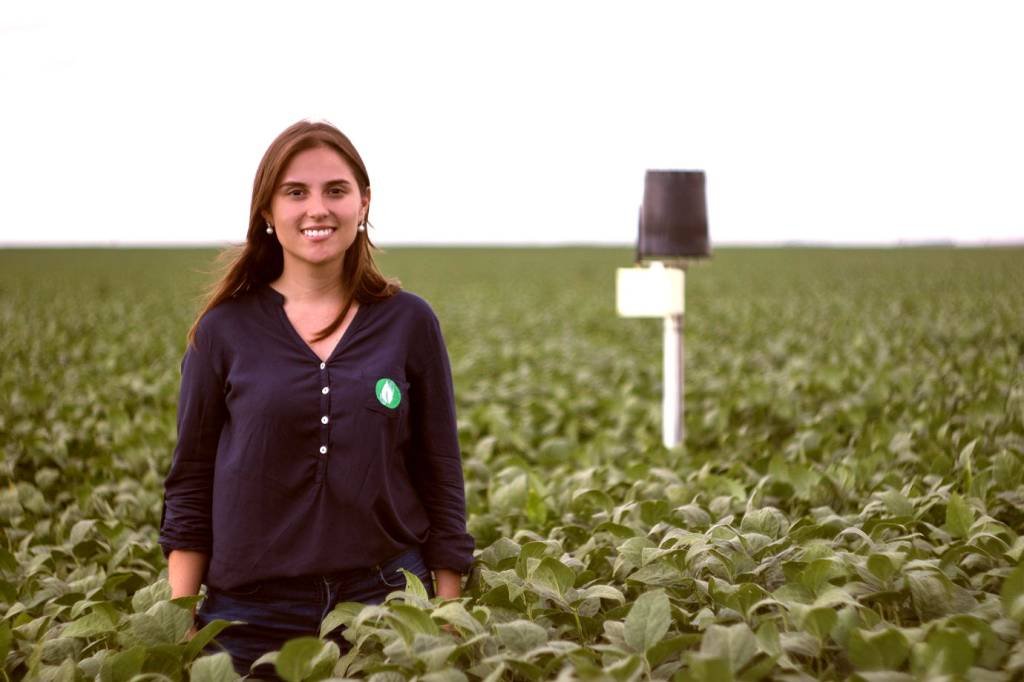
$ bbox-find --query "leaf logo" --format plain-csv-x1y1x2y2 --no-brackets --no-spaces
374,378,401,409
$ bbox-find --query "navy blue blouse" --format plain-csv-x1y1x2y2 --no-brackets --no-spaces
158,284,475,590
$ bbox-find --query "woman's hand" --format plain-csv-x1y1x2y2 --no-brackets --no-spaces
433,568,462,600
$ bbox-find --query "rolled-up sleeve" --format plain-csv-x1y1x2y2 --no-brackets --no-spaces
407,310,475,574
158,325,226,559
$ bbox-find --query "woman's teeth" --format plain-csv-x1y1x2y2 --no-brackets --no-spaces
302,228,335,237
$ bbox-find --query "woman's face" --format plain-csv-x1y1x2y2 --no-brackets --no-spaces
263,145,369,271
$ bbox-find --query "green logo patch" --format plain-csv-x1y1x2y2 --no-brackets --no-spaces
375,378,401,409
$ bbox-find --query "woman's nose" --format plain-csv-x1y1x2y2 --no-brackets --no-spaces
306,194,328,217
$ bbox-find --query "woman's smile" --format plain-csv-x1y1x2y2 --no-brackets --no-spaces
301,227,337,241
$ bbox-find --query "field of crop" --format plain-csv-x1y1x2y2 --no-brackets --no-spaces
2,246,1023,681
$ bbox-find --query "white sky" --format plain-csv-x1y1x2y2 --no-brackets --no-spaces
1,1,1022,247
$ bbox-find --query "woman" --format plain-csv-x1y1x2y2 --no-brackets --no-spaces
158,120,475,677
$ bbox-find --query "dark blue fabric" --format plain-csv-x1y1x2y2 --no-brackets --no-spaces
158,284,474,590
195,546,435,678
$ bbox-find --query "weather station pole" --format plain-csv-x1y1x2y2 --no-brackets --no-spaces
663,304,684,448
616,171,709,450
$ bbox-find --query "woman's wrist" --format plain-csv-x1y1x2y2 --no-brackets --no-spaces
433,568,462,599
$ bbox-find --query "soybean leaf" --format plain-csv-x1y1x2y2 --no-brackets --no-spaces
903,573,947,618
880,490,914,518
626,560,685,586
171,594,205,613
800,558,838,596
866,553,901,585
68,519,96,545
399,568,430,600
578,584,626,605
515,541,554,580
624,589,671,654
911,628,974,677
701,623,758,674
490,474,528,517
945,493,974,539
62,609,118,639
388,603,439,641
411,637,458,670
755,621,781,658
143,643,185,679
432,601,485,635
251,651,278,674
648,633,700,667
183,618,236,662
531,557,575,599
801,607,837,642
683,653,734,682
274,637,339,682
130,580,171,614
320,601,365,639
477,538,521,567
494,620,548,654
481,568,526,603
571,489,615,515
848,628,910,671
605,654,644,682
149,600,194,644
1001,562,1024,622
190,652,240,682
100,645,146,682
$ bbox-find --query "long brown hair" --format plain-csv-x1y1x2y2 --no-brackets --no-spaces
187,120,400,348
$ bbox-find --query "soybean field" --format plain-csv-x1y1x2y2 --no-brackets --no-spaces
2,246,1023,681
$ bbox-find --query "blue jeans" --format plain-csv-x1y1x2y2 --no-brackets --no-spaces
195,547,434,679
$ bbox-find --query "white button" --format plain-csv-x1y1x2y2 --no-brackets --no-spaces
321,416,328,424
319,362,326,370
319,445,327,454
321,387,329,395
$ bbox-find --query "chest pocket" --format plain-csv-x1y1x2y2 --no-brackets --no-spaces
361,369,411,419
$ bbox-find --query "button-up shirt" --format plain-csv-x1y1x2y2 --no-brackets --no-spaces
158,284,475,590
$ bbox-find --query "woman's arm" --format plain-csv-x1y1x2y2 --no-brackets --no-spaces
168,549,210,601
159,323,226,604
169,549,209,639
406,305,476,576
434,568,462,599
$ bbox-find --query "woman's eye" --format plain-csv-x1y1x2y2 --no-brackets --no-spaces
287,189,304,197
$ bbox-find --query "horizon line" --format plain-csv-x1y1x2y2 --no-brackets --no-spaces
1,239,1023,250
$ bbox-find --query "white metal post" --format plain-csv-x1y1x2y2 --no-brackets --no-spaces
616,262,687,449
662,313,684,448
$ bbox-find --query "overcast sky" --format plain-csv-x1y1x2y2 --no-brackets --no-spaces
2,1,1022,247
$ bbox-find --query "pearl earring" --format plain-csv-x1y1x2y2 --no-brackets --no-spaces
357,222,366,233
266,221,274,235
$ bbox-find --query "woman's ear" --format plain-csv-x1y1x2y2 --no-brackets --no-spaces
361,186,371,221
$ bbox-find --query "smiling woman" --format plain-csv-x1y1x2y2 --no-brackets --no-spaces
157,120,475,679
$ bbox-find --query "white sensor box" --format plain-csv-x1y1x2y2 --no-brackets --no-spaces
616,265,685,318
